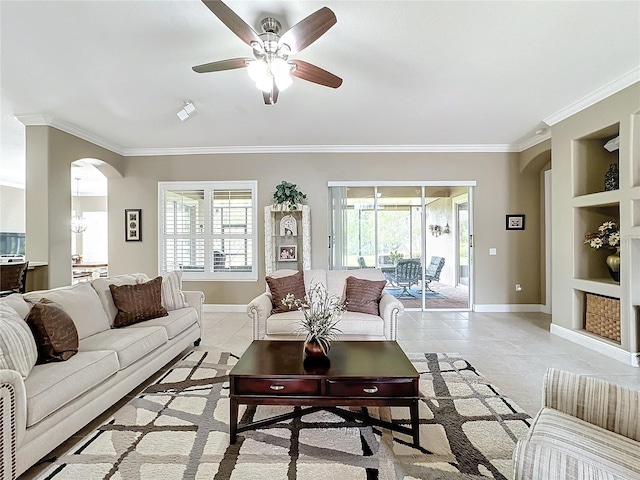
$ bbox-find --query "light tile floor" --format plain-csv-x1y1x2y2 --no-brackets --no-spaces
202,309,640,416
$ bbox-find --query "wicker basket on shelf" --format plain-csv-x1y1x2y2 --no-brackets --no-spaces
585,293,621,343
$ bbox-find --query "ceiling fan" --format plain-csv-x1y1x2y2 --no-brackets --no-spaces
192,0,343,105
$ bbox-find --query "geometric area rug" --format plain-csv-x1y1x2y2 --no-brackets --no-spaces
34,351,532,480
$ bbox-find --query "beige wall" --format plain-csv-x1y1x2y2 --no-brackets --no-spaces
107,151,543,306
0,185,25,232
25,126,123,288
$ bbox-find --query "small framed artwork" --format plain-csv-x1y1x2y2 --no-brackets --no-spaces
278,245,297,262
506,214,525,230
125,209,142,242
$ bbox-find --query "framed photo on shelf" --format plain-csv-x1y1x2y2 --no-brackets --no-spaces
506,214,525,230
125,209,142,242
278,245,297,262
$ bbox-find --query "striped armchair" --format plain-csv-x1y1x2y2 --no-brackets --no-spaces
513,368,640,480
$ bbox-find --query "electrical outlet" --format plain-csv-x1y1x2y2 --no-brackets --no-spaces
515,284,522,292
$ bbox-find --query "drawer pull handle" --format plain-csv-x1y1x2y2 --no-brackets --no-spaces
363,386,378,394
270,384,285,391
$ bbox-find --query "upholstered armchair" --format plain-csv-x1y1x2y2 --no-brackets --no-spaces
512,368,640,479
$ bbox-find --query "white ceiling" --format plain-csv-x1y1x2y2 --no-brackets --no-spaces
1,1,639,187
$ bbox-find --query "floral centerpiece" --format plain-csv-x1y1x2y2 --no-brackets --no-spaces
584,221,620,250
282,282,345,356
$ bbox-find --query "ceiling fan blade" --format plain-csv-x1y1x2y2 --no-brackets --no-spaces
201,0,262,47
278,6,336,55
290,60,342,88
192,57,251,73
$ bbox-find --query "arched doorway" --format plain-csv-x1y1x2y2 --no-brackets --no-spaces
70,159,109,283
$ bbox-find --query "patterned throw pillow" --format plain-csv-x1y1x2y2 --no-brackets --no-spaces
266,271,306,314
109,276,168,328
0,303,38,377
25,299,79,364
344,276,387,315
161,270,188,311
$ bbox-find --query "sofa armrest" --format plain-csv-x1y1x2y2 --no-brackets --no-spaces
1,369,26,480
512,407,640,480
183,291,205,335
378,292,404,341
543,368,640,441
246,293,273,340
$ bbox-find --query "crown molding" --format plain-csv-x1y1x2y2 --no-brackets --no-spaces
543,68,640,127
123,144,520,156
16,115,125,155
517,130,552,152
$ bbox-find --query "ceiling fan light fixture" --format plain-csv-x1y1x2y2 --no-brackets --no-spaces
247,59,267,82
275,73,293,91
255,74,273,93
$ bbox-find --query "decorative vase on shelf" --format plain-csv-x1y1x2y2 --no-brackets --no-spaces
606,248,620,282
604,163,619,191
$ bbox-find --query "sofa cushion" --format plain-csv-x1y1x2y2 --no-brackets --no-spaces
24,350,119,427
24,283,111,339
0,303,38,378
92,273,150,326
109,276,168,328
326,268,385,299
79,326,168,369
0,293,31,318
266,271,306,314
26,299,79,364
345,276,386,315
161,270,188,311
129,307,197,339
266,310,384,337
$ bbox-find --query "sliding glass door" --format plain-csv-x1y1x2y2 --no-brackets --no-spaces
329,182,474,311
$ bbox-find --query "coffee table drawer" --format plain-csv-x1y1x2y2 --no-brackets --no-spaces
234,377,321,395
326,379,416,397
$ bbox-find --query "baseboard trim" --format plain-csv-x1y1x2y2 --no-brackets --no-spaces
203,304,247,313
472,304,543,313
550,324,640,367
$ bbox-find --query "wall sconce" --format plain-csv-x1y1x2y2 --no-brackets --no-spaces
429,224,442,237
429,223,450,237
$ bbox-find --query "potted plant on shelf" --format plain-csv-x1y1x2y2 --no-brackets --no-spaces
273,180,307,211
282,282,345,357
584,220,620,282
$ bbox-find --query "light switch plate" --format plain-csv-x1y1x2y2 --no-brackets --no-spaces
489,248,497,256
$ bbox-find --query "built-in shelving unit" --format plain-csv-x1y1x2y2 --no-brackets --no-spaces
264,204,310,276
559,100,640,365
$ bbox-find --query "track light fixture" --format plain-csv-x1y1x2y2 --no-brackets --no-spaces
177,101,198,122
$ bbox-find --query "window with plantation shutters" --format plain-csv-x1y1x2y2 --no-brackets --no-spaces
158,181,257,280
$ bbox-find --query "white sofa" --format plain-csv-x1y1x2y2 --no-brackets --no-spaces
247,268,404,341
0,273,203,479
512,368,640,480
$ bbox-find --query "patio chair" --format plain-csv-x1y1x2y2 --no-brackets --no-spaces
392,258,421,298
424,256,445,292
0,261,29,296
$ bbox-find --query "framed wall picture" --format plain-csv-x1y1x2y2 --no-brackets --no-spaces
125,209,142,241
278,245,297,262
506,214,525,230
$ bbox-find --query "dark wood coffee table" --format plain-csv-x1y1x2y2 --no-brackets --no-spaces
228,340,420,445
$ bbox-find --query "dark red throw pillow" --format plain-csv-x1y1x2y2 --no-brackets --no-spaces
109,276,168,328
266,271,306,314
26,298,79,363
345,276,387,315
